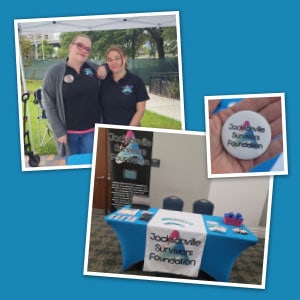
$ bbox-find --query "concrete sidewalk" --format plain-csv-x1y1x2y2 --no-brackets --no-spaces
146,88,183,122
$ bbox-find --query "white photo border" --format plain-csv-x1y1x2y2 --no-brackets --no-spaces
204,92,288,179
84,123,273,289
14,11,185,171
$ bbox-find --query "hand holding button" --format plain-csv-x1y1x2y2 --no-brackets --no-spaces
209,97,283,174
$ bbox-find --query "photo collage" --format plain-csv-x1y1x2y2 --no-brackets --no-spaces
14,11,288,289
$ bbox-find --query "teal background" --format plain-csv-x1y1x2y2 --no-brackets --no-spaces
1,0,298,298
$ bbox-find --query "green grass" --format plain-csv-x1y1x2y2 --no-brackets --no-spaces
141,110,182,129
24,80,56,155
23,80,182,155
26,80,42,92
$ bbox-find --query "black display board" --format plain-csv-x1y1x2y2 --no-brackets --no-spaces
109,129,153,212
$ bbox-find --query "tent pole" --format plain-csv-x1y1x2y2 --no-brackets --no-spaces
19,50,36,153
42,34,45,60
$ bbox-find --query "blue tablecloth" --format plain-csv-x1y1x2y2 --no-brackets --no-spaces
105,206,258,282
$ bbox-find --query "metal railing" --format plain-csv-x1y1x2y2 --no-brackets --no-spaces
149,72,180,99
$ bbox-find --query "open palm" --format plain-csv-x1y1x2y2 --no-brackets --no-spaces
209,97,283,174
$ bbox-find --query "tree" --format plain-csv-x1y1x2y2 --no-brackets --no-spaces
57,27,178,60
90,29,146,60
144,27,177,58
124,29,145,59
19,37,34,66
144,28,165,58
162,27,178,56
38,40,54,59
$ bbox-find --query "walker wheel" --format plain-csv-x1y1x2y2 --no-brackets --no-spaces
29,154,40,167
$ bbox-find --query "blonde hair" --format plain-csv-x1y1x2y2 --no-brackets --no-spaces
106,45,127,67
70,34,92,45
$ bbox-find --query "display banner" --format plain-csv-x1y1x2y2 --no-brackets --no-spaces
109,129,153,212
143,209,207,277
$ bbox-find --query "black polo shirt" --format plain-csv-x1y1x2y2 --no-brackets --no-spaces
62,61,101,131
100,70,149,125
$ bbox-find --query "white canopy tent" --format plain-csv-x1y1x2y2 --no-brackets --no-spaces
14,11,181,168
16,12,177,34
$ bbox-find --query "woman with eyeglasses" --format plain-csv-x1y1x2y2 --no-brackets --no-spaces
99,45,149,126
42,34,106,159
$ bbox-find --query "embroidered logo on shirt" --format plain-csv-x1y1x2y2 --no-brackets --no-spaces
83,68,93,77
64,74,74,83
121,85,133,95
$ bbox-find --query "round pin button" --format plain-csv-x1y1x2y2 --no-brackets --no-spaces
221,110,272,160
64,74,74,83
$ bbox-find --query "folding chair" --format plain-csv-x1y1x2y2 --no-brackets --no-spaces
193,199,214,215
163,196,184,211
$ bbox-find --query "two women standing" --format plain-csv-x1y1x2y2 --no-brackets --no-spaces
42,34,149,159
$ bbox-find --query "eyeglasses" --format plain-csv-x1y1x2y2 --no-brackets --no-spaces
72,42,91,53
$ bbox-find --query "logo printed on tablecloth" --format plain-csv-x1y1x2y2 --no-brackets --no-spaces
143,209,207,277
